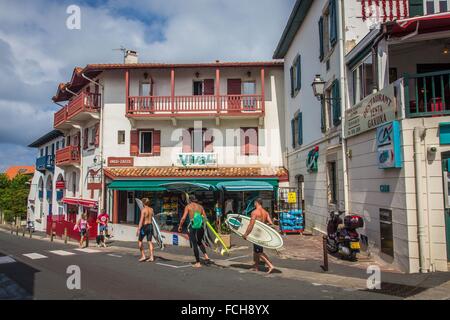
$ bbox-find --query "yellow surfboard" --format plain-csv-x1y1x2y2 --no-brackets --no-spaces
205,221,229,256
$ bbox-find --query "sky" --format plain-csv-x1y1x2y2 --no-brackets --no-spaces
0,0,295,172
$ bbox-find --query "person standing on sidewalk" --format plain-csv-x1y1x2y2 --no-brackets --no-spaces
178,195,210,268
75,212,90,249
243,198,275,274
96,209,109,248
136,198,154,262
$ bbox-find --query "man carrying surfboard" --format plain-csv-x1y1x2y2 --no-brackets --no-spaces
178,195,210,268
136,198,155,262
243,198,275,274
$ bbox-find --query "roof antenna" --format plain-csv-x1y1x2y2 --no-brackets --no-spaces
112,46,127,63
113,46,138,64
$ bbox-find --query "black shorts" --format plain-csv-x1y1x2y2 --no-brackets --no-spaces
138,224,153,242
253,244,264,254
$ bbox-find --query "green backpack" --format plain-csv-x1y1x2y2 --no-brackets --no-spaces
192,211,203,230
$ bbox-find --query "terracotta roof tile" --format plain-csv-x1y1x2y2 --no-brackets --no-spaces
4,166,35,180
104,166,288,180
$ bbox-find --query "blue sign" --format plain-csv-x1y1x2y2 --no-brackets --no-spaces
376,121,402,169
172,234,179,246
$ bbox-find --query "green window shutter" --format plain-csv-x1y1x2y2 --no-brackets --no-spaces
329,0,337,47
319,17,324,60
291,119,296,148
409,0,424,16
298,112,303,146
296,55,301,91
290,67,294,97
320,99,326,133
332,80,341,126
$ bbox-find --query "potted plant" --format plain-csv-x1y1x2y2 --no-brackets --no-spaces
219,221,231,248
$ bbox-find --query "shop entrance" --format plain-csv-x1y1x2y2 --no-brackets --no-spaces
442,152,450,262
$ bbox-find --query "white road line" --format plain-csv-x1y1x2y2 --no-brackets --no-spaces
23,253,48,260
0,256,16,264
74,248,101,253
107,254,122,258
156,262,179,268
225,255,249,261
49,250,76,256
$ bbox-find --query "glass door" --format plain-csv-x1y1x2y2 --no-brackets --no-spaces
442,154,450,261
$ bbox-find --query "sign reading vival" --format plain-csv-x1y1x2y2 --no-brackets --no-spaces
345,84,398,138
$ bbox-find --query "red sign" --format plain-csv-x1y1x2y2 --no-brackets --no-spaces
56,181,65,189
107,157,134,167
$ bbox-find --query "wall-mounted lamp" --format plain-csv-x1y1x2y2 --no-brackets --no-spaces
247,71,252,78
443,44,449,55
143,72,149,79
195,72,200,78
311,74,340,103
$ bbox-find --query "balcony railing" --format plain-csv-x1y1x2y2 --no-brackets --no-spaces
54,92,101,128
127,95,264,117
55,145,80,166
36,155,55,172
404,70,450,118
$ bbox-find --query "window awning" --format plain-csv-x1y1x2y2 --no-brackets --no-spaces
107,180,167,191
216,180,275,192
62,198,98,208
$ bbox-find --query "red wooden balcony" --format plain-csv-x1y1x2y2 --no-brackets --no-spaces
54,92,101,129
127,95,264,118
55,145,80,166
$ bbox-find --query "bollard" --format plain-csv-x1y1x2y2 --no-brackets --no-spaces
29,229,32,239
10,224,13,234
85,234,89,248
64,228,68,244
50,224,54,242
16,226,19,236
321,235,329,272
22,227,25,237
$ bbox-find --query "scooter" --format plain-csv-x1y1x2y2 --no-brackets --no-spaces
326,210,364,261
26,220,35,233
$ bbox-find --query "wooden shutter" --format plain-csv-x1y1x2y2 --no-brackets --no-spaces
130,130,139,156
332,80,341,126
297,113,303,146
329,0,337,46
296,56,301,91
320,99,326,133
182,129,192,153
227,79,241,95
241,128,258,156
153,130,161,156
290,67,294,97
409,0,424,16
204,129,214,153
319,17,324,60
204,79,215,95
94,123,100,147
291,119,296,148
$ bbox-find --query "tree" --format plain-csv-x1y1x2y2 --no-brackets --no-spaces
0,174,30,224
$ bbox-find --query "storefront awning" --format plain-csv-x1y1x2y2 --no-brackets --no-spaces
386,12,450,38
62,198,98,208
216,180,275,192
107,180,167,191
160,182,217,192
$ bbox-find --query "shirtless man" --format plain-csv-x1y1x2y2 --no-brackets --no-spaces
243,198,275,274
136,198,154,262
178,195,210,268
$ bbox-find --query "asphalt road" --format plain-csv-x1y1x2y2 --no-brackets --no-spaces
0,231,397,300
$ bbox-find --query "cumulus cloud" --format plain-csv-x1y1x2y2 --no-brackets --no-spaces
0,0,295,171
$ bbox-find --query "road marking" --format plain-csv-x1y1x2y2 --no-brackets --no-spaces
23,253,47,260
0,256,16,264
156,262,178,268
50,250,76,256
225,255,249,261
74,248,101,253
107,254,122,258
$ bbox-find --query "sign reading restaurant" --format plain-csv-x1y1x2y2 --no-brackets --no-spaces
344,83,398,138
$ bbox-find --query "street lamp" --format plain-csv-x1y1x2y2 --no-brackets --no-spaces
311,74,326,100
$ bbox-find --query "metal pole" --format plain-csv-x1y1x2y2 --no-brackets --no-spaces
16,225,19,236
22,227,25,237
50,223,54,242
321,235,329,272
29,229,32,239
64,227,68,244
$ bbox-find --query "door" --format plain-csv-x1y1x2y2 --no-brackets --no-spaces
442,154,450,261
227,79,241,112
380,209,394,257
243,81,256,110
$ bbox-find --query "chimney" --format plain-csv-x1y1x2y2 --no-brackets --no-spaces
124,50,138,64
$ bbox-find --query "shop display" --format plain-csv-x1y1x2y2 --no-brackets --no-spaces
279,209,304,234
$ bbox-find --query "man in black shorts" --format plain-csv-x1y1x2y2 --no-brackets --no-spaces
136,198,154,262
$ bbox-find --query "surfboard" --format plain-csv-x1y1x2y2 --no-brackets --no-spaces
135,199,164,250
204,220,229,256
225,214,283,250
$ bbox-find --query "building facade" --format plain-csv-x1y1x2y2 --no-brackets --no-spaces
49,57,287,244
275,0,450,273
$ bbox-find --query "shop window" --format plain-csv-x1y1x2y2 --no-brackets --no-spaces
118,130,125,144
241,127,258,156
139,131,153,154
351,54,375,105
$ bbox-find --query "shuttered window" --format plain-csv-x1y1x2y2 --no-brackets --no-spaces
140,131,153,154
290,55,301,98
291,119,296,148
130,129,161,156
291,112,303,149
203,79,215,95
332,80,341,126
290,67,295,97
329,0,337,47
183,128,212,153
409,0,425,16
319,17,324,61
297,112,303,146
83,128,89,150
241,127,258,156
320,99,327,133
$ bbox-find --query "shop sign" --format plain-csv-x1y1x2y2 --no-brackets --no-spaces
107,157,134,167
306,146,319,173
376,121,402,169
345,83,398,138
176,153,218,168
55,181,65,189
287,192,297,204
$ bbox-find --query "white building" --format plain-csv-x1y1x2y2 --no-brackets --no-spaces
50,56,287,244
275,0,450,273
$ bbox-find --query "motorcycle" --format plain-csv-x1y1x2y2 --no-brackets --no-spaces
326,210,364,261
26,220,35,233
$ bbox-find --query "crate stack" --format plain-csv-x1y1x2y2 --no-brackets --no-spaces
279,209,304,234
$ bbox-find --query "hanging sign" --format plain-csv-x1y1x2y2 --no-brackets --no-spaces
376,121,402,169
345,83,398,138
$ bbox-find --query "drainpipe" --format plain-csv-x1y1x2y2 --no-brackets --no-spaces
81,73,105,211
413,127,428,273
337,0,349,214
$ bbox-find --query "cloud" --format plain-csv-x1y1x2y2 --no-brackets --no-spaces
0,0,295,171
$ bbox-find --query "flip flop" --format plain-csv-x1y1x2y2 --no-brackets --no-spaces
139,257,147,262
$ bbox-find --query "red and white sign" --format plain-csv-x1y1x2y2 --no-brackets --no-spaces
62,198,98,208
56,181,65,189
107,157,134,167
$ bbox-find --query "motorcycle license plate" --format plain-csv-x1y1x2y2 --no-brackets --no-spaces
350,242,360,249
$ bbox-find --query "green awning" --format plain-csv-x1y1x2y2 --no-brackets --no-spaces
108,180,167,191
216,180,275,192
160,182,217,192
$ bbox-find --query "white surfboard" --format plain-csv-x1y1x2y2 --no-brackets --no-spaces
225,214,283,250
135,199,164,250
